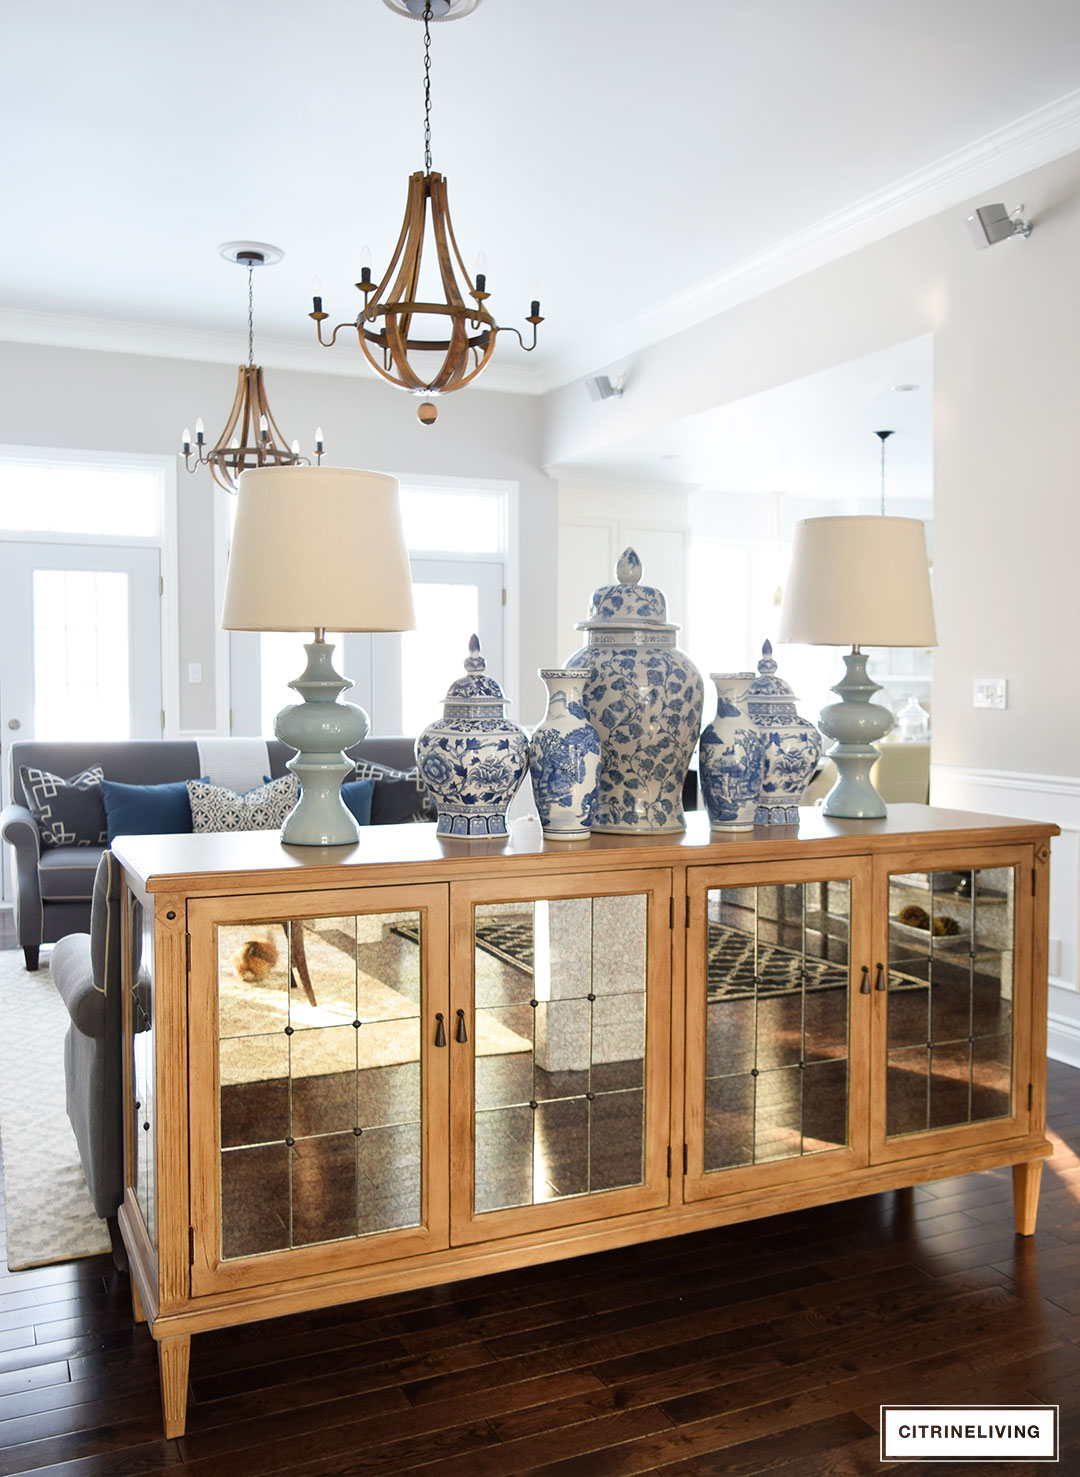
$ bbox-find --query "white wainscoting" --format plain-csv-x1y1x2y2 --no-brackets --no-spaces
930,764,1080,1068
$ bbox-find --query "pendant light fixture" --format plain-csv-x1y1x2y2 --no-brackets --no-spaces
182,243,322,493
874,428,894,514
310,0,542,423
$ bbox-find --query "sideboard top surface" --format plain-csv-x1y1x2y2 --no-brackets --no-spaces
111,804,1059,896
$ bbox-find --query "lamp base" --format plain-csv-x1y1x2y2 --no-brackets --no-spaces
818,649,895,819
274,638,368,845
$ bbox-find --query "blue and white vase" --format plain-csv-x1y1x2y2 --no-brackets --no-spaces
745,640,823,826
415,634,529,839
699,672,765,831
530,668,601,840
566,548,704,834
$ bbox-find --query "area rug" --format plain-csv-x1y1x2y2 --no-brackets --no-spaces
0,949,111,1270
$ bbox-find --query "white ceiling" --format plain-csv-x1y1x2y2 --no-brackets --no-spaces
3,0,1080,393
567,337,935,499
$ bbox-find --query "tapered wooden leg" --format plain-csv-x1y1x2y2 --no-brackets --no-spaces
130,1276,146,1325
158,1334,191,1439
1013,1159,1044,1236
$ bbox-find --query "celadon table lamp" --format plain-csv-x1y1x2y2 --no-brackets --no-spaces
778,515,936,819
221,465,415,845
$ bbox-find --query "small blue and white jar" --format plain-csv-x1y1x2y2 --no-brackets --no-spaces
415,635,529,839
699,672,765,831
530,669,601,840
566,549,704,834
745,640,823,825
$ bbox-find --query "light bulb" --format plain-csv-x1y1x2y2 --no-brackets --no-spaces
291,440,301,456
474,250,488,277
315,426,324,448
359,243,372,271
312,275,322,298
195,416,205,438
182,427,191,449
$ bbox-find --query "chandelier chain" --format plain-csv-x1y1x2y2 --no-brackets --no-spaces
423,3,433,173
247,265,255,367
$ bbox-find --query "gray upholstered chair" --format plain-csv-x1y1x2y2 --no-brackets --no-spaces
50,849,125,1254
2,736,420,969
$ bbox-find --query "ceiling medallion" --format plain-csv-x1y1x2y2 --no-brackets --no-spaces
182,243,323,493
311,0,539,423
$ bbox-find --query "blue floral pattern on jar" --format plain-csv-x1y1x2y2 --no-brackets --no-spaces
415,635,529,839
699,672,764,830
566,549,704,834
529,669,601,839
745,641,823,825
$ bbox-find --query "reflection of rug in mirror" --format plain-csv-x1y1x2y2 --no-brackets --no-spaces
707,926,926,1002
218,923,529,1086
394,917,536,975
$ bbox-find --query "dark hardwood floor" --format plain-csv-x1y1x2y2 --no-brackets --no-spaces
0,1061,1077,1475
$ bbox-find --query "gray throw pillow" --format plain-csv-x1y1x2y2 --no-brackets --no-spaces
351,759,436,824
187,775,299,833
19,764,108,848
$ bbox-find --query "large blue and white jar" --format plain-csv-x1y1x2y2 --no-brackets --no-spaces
530,668,601,840
566,548,704,834
745,640,823,825
699,673,765,831
415,634,529,839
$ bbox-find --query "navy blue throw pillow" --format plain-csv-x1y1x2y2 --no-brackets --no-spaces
101,779,194,842
341,778,375,827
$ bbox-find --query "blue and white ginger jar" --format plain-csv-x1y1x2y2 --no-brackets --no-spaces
566,548,704,834
699,672,765,831
415,634,529,839
530,668,601,840
745,640,823,825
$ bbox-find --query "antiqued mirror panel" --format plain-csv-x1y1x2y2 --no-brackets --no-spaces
886,866,1015,1138
473,895,648,1215
128,895,157,1247
703,881,851,1173
216,911,424,1260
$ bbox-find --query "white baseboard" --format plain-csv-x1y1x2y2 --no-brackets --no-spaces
1048,983,1080,1070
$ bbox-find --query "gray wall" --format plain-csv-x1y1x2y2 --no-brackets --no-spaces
0,343,554,731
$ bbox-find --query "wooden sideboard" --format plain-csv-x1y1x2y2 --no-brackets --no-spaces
112,804,1058,1438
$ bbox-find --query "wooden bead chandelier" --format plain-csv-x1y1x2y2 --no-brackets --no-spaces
310,0,542,423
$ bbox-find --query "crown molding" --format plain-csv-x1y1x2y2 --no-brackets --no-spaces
533,86,1080,393
0,308,539,395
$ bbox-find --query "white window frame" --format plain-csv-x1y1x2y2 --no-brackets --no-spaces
0,443,180,737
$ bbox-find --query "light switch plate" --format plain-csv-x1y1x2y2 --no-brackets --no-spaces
188,662,203,684
973,678,1007,709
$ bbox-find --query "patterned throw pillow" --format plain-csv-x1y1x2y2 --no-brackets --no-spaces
187,774,300,833
19,764,108,849
350,759,436,824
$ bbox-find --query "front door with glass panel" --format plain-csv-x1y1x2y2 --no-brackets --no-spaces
684,859,872,1199
0,541,161,743
871,846,1031,1162
187,884,449,1294
449,872,672,1244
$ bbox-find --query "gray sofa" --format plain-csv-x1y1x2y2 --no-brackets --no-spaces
2,736,418,970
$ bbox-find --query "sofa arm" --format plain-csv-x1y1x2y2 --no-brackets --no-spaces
51,933,106,1039
0,803,43,950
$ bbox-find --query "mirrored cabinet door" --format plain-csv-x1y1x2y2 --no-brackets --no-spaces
450,871,672,1244
872,846,1032,1162
684,859,872,1200
188,884,449,1294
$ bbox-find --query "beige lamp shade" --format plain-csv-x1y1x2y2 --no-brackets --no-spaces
778,515,937,648
221,465,416,632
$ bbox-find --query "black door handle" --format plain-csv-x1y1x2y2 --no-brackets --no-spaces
456,1008,468,1044
875,963,886,991
434,1013,446,1047
859,965,870,994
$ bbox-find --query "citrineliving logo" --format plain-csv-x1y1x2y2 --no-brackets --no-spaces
881,1405,1058,1462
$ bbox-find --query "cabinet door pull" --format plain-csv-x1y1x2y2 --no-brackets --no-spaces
859,965,870,994
456,1008,469,1044
434,1013,447,1048
875,963,886,991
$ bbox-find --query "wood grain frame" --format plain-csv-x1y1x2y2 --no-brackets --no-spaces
187,883,450,1297
448,869,673,1246
682,856,873,1202
869,843,1034,1165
